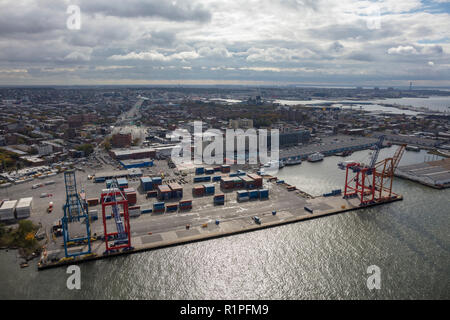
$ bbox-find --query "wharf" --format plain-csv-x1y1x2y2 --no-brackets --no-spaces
37,187,403,271
395,158,450,189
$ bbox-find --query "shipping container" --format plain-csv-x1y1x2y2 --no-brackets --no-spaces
247,174,263,188
179,200,192,210
214,194,225,205
146,191,157,198
152,177,163,185
44,180,55,185
304,206,314,213
205,168,215,174
193,176,204,183
125,192,137,205
88,209,98,220
212,175,222,182
157,184,172,200
0,200,17,221
203,183,215,195
15,197,32,219
166,204,178,212
168,183,183,198
141,208,153,214
193,185,205,196
249,190,259,199
241,176,255,189
129,207,141,217
221,165,231,173
233,177,244,189
140,176,153,191
153,202,165,213
195,167,205,175
117,178,128,189
259,189,269,199
220,177,235,189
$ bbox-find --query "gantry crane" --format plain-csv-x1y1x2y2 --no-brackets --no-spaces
343,136,406,206
62,170,92,258
100,179,132,254
373,142,406,201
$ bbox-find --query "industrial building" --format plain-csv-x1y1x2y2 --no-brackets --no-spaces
120,159,154,169
110,147,156,160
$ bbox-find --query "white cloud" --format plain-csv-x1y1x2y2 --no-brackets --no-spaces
387,45,419,55
108,50,200,61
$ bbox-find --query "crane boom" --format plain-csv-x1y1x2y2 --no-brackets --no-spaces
369,135,385,168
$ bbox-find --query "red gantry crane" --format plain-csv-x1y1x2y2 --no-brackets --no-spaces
100,179,133,254
343,136,406,206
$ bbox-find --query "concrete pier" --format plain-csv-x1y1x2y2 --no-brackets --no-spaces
37,185,403,270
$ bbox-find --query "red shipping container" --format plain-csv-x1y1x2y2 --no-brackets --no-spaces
193,186,205,196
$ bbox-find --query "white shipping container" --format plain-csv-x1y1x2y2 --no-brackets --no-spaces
0,200,18,221
15,197,33,219
129,208,141,217
44,180,55,185
88,209,98,218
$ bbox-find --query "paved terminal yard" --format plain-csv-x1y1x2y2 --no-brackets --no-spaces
396,158,450,189
0,151,403,270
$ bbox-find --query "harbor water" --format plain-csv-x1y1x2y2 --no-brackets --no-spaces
0,147,449,299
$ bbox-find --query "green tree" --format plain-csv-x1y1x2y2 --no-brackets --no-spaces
76,143,94,156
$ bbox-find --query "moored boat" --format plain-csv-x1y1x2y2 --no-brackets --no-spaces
307,152,324,162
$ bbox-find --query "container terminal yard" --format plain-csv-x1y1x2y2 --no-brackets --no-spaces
0,135,409,270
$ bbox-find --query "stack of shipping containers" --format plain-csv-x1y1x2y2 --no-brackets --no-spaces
15,197,32,219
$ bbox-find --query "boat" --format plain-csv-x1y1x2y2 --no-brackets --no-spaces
336,150,353,157
405,145,420,152
284,157,302,166
307,152,324,162
338,160,357,170
262,160,285,168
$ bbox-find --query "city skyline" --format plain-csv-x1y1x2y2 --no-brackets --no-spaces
0,0,449,86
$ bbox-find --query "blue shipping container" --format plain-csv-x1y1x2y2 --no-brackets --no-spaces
237,190,249,197
204,184,215,195
249,190,259,199
259,189,269,199
195,167,205,175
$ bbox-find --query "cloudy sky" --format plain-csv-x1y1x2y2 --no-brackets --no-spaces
0,0,449,86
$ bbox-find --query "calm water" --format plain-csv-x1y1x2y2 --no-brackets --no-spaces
275,96,450,113
374,96,450,113
1,147,449,299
